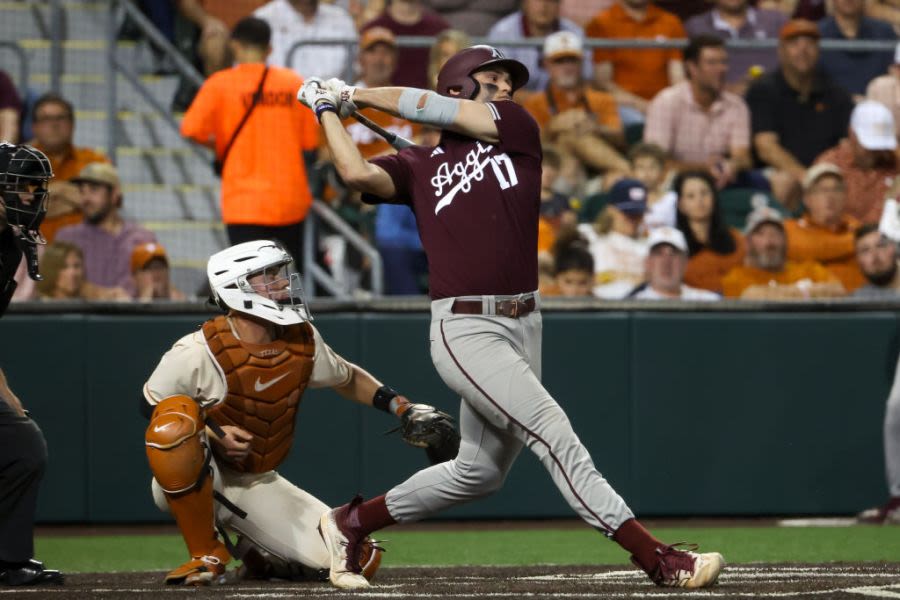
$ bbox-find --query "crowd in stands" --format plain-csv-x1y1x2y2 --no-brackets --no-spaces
6,0,900,301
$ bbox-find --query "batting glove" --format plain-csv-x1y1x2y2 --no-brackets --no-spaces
324,78,358,119
298,77,339,121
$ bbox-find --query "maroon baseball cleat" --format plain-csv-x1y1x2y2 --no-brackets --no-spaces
318,495,370,589
635,543,725,588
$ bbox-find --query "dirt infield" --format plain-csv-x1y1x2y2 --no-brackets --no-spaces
4,564,900,599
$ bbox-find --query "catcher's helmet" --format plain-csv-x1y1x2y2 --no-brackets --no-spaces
207,240,311,325
435,45,529,99
0,143,53,245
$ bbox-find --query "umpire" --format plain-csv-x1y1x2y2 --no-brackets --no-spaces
0,142,63,586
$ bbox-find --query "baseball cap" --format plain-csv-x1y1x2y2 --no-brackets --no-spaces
744,205,784,235
608,178,648,216
647,226,688,253
71,162,120,188
779,19,820,42
131,242,168,273
360,27,397,51
543,31,583,61
802,162,843,191
851,100,897,151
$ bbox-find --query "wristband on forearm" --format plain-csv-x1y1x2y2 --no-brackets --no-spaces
373,385,409,416
314,102,337,122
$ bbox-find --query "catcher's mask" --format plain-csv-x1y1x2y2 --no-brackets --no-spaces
0,143,53,280
207,240,311,325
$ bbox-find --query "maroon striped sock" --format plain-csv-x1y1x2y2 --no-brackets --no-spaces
612,518,664,573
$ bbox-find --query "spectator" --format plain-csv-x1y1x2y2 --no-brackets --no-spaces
0,70,21,143
853,223,900,297
55,163,156,296
868,0,900,35
818,0,896,98
426,29,471,90
721,204,845,298
28,92,110,243
375,204,427,295
629,226,721,299
345,28,419,159
866,42,900,137
644,35,756,191
32,241,128,301
176,0,268,75
586,0,686,124
488,0,590,93
674,170,746,293
628,142,673,229
523,32,627,187
181,17,319,266
684,0,788,95
131,242,187,301
551,242,595,296
576,178,649,298
537,146,578,252
362,0,449,89
254,0,357,80
784,163,865,291
425,0,517,36
746,19,853,209
815,100,899,224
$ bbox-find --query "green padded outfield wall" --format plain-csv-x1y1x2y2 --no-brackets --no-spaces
0,310,894,522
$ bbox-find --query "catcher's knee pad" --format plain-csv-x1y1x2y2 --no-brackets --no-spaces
146,395,207,494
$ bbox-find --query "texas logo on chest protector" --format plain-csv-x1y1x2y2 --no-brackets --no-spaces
202,315,315,473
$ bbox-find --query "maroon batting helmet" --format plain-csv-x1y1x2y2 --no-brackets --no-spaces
435,45,529,99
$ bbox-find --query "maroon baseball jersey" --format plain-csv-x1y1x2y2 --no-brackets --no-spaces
364,101,541,300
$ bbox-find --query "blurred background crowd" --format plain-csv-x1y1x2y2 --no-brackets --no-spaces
5,0,900,303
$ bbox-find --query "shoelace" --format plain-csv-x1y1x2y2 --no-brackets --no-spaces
653,543,699,583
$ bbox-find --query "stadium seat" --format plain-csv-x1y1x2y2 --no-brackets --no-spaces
717,187,790,230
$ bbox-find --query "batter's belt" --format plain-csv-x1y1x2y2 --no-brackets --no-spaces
450,294,536,319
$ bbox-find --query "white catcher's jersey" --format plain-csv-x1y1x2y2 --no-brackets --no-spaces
143,319,353,407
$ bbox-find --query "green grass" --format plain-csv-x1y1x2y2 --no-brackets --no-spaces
34,526,900,573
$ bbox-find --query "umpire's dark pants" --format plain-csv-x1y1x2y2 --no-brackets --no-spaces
0,398,47,563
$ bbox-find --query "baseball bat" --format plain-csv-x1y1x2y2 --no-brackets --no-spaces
351,111,416,151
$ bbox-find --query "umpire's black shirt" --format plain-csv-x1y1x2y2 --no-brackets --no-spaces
0,228,23,317
745,67,853,168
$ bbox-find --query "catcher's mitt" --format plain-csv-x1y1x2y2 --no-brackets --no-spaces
393,404,460,465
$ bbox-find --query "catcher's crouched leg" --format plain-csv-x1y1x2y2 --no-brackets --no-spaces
145,395,230,585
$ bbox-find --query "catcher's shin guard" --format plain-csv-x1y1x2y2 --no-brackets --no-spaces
145,396,231,581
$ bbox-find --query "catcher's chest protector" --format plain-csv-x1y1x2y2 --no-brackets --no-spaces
202,316,315,473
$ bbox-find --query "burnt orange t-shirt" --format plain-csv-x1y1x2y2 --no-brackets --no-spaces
585,3,685,101
181,63,319,226
721,261,838,298
784,216,865,292
31,143,109,243
684,230,746,293
523,83,622,133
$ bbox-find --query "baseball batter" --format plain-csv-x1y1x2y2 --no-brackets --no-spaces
300,46,725,590
142,240,457,585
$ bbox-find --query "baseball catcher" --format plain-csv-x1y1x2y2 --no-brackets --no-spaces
142,240,458,586
0,143,63,587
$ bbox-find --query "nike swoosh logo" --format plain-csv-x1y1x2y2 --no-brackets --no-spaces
254,372,290,393
153,423,173,433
